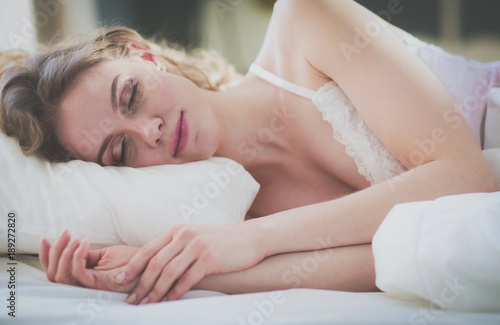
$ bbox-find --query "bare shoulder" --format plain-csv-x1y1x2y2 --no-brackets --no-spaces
264,0,323,50
252,0,335,86
255,0,409,87
270,0,362,78
255,0,342,81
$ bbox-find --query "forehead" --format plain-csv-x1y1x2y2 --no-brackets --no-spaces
60,59,146,108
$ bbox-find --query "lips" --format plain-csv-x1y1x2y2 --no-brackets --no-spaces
172,111,188,157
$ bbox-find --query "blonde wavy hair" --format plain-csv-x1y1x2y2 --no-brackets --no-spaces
0,26,242,162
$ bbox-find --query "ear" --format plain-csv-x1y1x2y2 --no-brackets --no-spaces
126,42,158,66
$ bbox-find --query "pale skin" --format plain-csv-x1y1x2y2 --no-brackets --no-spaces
40,0,498,304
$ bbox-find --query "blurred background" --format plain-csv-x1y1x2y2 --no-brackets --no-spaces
0,0,499,73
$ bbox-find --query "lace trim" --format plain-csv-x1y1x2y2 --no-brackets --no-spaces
312,82,407,185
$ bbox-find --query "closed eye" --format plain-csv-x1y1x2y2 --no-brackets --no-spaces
111,135,128,166
128,82,138,110
119,78,140,115
118,137,127,166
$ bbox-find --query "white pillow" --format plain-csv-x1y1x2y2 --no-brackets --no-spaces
0,132,259,253
373,191,500,312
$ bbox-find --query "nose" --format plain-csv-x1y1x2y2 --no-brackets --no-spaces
133,117,163,147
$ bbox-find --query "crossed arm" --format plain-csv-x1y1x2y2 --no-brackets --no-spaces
40,231,377,299
40,0,497,304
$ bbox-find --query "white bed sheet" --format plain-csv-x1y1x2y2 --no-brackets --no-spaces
1,256,500,325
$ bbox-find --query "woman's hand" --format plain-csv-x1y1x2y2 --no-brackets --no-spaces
117,222,265,304
39,230,139,293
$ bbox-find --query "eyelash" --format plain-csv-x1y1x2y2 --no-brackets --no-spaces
128,81,139,111
118,136,126,166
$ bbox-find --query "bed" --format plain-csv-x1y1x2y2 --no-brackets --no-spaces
2,188,500,325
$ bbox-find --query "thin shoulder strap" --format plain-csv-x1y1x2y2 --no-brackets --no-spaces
249,63,316,100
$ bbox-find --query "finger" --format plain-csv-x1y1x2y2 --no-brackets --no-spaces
54,239,81,285
126,243,183,304
118,231,174,284
137,251,197,304
72,241,134,293
72,239,97,288
86,249,103,268
47,230,71,282
39,238,51,273
166,261,207,301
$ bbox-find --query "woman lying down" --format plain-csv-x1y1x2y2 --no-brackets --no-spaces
1,0,499,305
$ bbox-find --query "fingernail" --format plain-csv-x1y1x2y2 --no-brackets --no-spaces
126,293,136,304
115,272,126,284
139,297,149,305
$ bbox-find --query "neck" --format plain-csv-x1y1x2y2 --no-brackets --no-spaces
202,72,290,171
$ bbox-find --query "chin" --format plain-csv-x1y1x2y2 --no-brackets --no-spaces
196,132,218,160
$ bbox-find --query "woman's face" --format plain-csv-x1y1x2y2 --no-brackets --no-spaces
57,58,219,167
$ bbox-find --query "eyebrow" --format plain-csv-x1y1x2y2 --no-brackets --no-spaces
111,74,120,110
98,135,113,166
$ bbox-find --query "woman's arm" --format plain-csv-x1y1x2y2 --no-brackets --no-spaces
193,244,377,294
119,0,498,303
39,230,377,295
250,0,499,257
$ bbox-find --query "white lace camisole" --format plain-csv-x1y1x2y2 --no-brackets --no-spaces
249,35,500,186
249,63,406,185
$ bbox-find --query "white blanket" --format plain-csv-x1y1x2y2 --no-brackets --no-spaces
373,191,500,312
